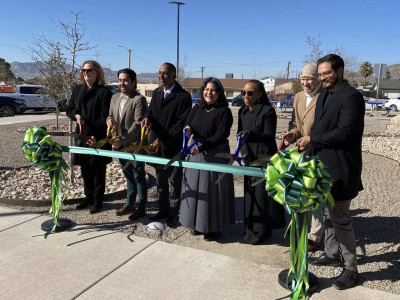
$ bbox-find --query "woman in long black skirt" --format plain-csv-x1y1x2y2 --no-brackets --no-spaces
237,80,286,244
179,77,234,242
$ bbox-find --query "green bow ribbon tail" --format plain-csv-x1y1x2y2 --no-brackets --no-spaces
265,148,334,300
21,127,69,238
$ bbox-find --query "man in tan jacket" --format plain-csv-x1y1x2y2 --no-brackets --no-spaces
282,63,323,252
107,68,148,221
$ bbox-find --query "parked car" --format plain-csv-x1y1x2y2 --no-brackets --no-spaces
280,94,294,107
0,96,26,117
385,98,400,112
231,94,244,106
0,85,57,111
106,84,120,94
192,90,200,103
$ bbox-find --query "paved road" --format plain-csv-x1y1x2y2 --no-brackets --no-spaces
0,111,68,126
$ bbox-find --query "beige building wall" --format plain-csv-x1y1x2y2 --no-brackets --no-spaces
137,83,159,102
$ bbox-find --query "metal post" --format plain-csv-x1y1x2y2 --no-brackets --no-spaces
169,2,185,79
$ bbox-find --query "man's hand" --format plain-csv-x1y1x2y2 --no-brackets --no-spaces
191,147,199,156
107,118,116,127
141,117,150,128
282,132,295,146
296,136,311,151
112,138,122,149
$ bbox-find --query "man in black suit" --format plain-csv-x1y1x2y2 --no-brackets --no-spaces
297,54,364,290
142,62,192,227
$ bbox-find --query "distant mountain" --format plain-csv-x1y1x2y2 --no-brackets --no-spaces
10,61,157,83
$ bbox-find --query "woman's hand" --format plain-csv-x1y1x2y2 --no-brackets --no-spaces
191,147,199,156
75,114,85,125
282,132,295,146
184,125,191,136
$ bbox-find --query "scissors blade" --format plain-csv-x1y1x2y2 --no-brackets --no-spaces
215,159,234,184
46,131,80,138
215,153,233,159
251,177,265,186
164,151,182,170
249,155,272,167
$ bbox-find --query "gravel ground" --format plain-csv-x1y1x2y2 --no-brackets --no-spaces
1,109,399,295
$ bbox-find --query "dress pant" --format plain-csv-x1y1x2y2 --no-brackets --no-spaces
80,157,107,208
119,159,147,212
324,200,357,271
308,212,324,243
155,166,183,218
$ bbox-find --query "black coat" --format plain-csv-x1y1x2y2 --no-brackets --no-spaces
238,102,278,160
66,83,112,165
309,80,365,200
145,81,192,158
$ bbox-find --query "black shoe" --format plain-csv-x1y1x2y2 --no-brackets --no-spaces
190,229,202,236
89,206,102,214
76,200,91,210
149,213,168,221
332,269,359,290
128,210,146,221
310,253,342,267
204,232,220,242
166,216,179,228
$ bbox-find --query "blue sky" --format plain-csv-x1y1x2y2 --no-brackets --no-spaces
1,0,399,79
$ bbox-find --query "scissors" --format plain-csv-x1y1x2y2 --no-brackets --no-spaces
164,128,198,170
214,135,248,184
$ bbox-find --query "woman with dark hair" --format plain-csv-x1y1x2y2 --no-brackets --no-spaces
237,79,286,244
66,60,112,214
179,77,235,241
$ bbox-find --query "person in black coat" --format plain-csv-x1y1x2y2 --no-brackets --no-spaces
66,60,112,214
297,54,364,290
142,62,192,227
237,80,286,244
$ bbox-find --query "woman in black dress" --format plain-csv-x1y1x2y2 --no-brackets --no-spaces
179,77,235,241
66,60,112,214
237,79,286,244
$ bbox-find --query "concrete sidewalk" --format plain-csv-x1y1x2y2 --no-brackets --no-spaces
0,207,397,300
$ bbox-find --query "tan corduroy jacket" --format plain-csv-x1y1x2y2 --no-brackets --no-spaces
289,85,323,140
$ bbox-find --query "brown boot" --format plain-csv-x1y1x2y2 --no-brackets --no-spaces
115,204,136,216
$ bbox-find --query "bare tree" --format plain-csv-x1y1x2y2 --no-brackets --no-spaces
30,11,97,119
303,34,360,85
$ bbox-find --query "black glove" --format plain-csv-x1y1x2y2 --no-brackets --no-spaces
237,130,250,142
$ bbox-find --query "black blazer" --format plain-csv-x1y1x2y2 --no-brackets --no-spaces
238,102,278,160
309,80,365,200
145,81,192,158
66,83,112,165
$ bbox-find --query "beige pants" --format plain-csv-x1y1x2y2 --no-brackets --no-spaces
308,211,324,242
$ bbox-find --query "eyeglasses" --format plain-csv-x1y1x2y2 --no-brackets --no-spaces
241,90,254,97
317,71,333,78
81,68,95,74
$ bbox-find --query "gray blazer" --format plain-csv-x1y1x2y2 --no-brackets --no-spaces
107,91,148,147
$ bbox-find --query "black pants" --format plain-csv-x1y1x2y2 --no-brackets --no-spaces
80,157,108,208
155,166,183,218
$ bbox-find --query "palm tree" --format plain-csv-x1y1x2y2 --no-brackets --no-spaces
359,61,373,88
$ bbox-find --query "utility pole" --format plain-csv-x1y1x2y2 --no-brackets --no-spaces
200,67,205,78
169,2,185,78
286,61,291,79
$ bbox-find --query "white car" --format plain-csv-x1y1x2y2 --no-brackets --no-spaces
385,97,400,112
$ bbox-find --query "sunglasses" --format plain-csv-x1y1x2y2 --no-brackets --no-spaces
81,68,95,74
241,90,254,97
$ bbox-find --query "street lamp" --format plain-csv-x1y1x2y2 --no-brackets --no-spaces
118,45,132,69
169,1,185,78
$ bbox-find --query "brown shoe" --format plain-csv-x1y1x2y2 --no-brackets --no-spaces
308,239,321,252
128,209,146,221
116,205,136,216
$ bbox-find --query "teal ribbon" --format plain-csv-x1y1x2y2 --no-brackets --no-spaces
21,127,68,238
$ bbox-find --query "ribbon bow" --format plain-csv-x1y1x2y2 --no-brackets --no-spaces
21,127,69,238
265,147,333,299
